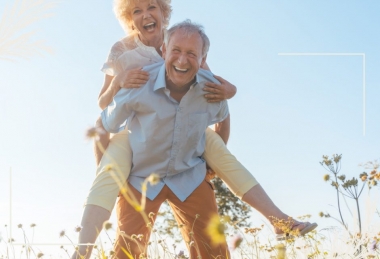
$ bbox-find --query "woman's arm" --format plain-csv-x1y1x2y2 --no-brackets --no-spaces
98,68,149,110
201,62,237,103
214,114,230,144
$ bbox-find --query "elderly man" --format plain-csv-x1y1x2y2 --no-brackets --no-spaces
101,20,230,259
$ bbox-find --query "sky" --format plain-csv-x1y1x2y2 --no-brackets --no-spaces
0,0,379,257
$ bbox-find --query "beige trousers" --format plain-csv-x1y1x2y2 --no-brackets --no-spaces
85,127,258,212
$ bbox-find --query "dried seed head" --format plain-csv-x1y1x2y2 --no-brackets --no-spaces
103,221,113,230
74,225,83,233
85,127,105,141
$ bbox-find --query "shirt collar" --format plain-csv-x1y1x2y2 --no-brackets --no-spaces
153,63,199,91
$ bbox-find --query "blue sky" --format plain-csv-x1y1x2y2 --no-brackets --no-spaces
0,0,379,256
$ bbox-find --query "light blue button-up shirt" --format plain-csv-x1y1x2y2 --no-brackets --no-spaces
101,61,229,201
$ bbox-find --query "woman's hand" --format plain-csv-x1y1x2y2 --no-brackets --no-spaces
114,67,149,89
203,75,237,102
98,68,149,110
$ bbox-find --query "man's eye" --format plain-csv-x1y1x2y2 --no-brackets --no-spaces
189,53,196,58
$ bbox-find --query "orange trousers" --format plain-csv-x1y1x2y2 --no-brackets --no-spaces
113,179,230,259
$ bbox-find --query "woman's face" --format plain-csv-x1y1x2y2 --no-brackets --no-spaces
131,0,164,46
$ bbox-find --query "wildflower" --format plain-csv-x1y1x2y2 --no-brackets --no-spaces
333,154,342,163
148,212,155,218
147,173,160,185
322,155,332,166
37,252,44,258
337,174,346,181
323,174,330,182
85,126,105,141
104,164,113,172
59,230,65,238
230,234,243,250
275,243,286,259
360,172,368,181
17,224,22,228
177,250,185,258
369,239,378,251
103,221,112,230
30,223,36,228
196,214,200,219
206,214,227,245
319,212,324,217
74,225,82,232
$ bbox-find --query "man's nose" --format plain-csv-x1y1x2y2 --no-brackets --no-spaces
177,54,187,64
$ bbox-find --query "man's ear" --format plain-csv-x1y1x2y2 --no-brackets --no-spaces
200,54,207,68
162,43,167,59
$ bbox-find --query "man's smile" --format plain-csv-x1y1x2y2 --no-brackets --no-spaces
173,66,188,72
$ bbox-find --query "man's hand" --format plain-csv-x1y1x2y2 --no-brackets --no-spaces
203,75,237,102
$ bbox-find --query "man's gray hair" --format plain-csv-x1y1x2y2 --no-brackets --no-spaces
164,19,210,57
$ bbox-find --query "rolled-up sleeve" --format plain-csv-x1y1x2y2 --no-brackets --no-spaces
211,100,229,124
101,88,133,133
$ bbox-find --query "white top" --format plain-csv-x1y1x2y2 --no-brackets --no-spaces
101,34,164,76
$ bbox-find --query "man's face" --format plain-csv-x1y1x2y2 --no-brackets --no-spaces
162,30,206,89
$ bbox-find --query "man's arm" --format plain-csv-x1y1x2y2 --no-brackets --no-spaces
214,114,230,144
101,88,134,133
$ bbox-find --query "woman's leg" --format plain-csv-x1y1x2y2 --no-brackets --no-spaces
204,128,316,234
204,128,258,198
72,126,132,259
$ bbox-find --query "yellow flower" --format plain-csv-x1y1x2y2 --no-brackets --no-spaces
206,214,227,245
275,243,286,259
147,173,160,185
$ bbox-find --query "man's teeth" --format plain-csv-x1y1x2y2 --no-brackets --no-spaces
174,66,188,72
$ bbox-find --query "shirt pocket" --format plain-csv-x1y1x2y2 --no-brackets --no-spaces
187,113,208,147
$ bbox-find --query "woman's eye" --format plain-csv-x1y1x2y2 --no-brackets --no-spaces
148,5,156,10
133,9,141,14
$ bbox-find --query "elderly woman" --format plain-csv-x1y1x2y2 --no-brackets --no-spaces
72,0,317,258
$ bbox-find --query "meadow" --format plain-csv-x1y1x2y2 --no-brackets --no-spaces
1,0,379,258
